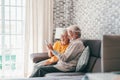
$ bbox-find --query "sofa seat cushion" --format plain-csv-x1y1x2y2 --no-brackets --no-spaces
45,72,85,77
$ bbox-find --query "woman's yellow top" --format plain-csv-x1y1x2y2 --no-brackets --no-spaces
48,41,69,63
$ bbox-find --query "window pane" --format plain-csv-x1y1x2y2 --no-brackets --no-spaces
4,36,10,48
0,64,2,70
10,0,16,6
11,63,16,70
11,35,16,48
5,55,10,61
11,55,16,62
0,0,1,5
4,54,11,70
15,49,24,69
22,8,25,20
17,21,22,34
0,35,2,48
17,0,21,6
5,0,10,5
5,21,10,34
5,7,10,20
0,0,25,78
0,55,2,63
10,7,16,20
12,49,24,77
0,21,2,34
16,36,23,48
17,7,22,20
0,55,2,70
0,48,1,54
22,0,25,7
11,54,16,70
9,35,23,49
0,7,1,20
11,21,16,34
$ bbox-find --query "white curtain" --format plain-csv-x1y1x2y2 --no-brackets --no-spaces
24,0,53,77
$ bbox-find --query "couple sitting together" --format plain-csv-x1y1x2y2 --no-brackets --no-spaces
30,25,85,77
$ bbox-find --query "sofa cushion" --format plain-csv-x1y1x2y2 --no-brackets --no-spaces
76,46,90,72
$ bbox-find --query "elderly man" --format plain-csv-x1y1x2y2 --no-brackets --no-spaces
30,25,85,77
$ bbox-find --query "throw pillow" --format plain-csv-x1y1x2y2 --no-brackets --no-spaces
76,46,90,72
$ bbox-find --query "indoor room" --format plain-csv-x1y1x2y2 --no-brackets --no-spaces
0,0,120,80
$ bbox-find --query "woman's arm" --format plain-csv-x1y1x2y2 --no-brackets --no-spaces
47,41,58,57
48,50,54,57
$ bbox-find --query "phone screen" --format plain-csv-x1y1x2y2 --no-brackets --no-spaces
45,40,48,45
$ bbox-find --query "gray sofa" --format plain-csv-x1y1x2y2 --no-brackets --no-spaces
31,40,101,77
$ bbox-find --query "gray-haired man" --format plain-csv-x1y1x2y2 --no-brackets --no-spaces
30,25,85,77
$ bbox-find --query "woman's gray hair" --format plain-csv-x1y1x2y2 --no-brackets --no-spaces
67,25,81,37
61,28,67,35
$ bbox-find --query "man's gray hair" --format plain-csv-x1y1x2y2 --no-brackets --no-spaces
67,25,81,37
67,25,81,32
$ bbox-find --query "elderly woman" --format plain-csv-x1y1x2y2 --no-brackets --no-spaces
30,29,69,77
30,25,85,77
44,29,70,65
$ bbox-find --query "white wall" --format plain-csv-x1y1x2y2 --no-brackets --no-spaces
53,0,120,39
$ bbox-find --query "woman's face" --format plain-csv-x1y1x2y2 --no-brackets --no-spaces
60,32,69,45
67,30,78,40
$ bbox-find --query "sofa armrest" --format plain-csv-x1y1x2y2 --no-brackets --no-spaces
30,52,49,63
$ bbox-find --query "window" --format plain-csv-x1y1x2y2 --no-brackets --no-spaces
0,0,25,78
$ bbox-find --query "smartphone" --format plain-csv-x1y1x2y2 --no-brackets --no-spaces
45,40,49,45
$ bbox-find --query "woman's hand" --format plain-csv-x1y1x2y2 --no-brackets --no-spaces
48,50,54,57
44,60,53,66
47,44,54,51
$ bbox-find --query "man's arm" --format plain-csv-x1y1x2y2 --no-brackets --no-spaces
52,42,84,62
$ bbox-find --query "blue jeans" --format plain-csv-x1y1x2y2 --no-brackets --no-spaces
29,65,61,77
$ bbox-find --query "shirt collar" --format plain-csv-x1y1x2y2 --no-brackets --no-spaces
70,38,81,42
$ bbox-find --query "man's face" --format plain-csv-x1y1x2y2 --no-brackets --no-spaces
67,30,73,40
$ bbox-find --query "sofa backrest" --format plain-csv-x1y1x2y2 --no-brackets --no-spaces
82,40,101,72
